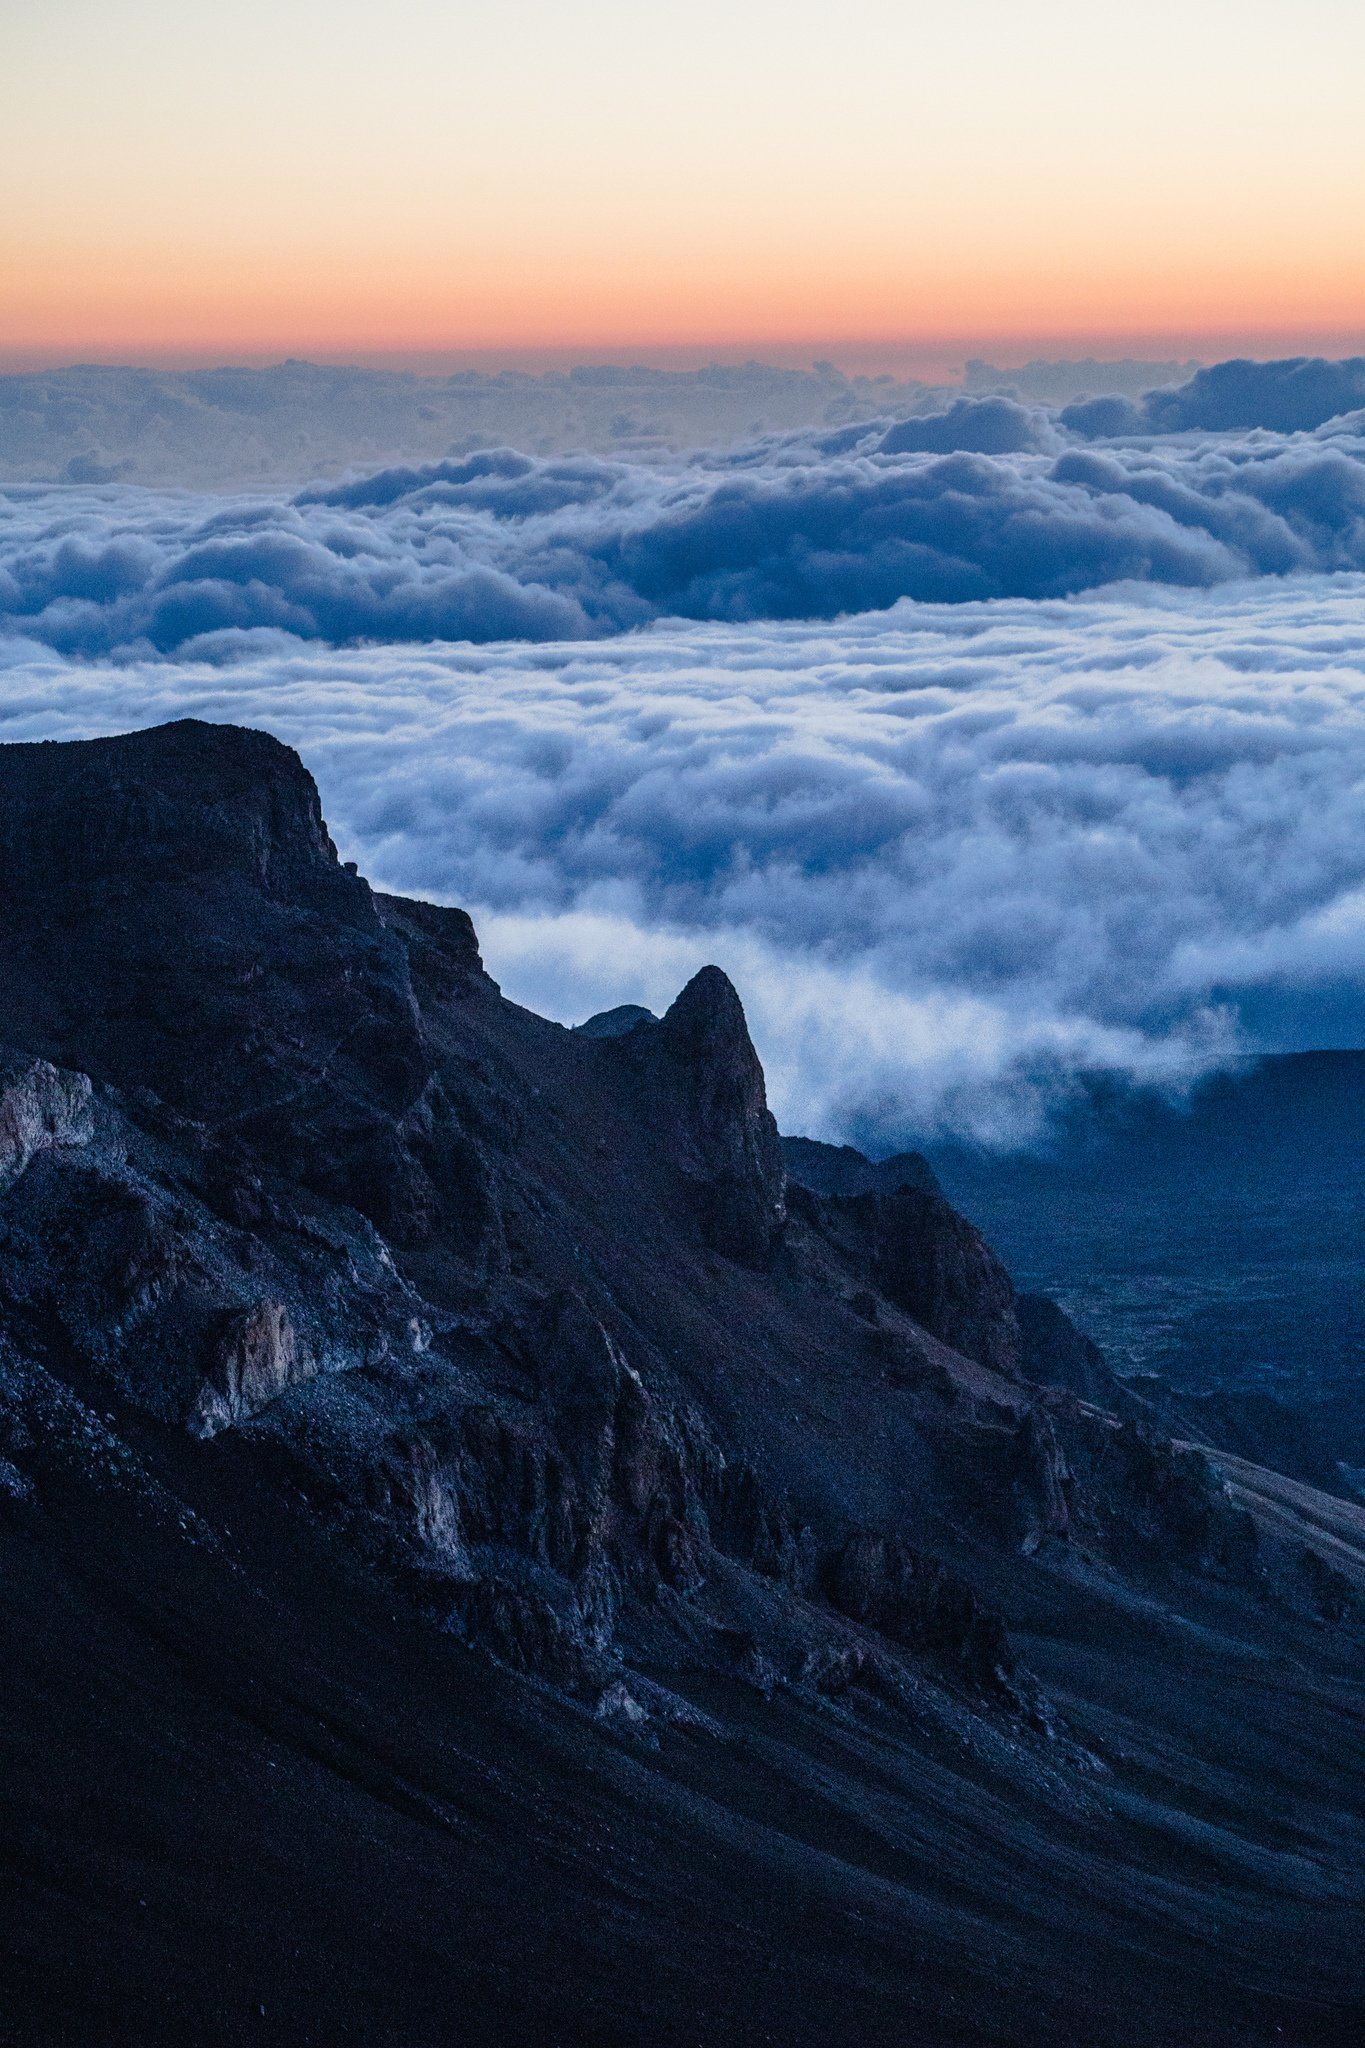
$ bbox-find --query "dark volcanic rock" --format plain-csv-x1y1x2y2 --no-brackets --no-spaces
0,722,447,1241
2,721,1364,2048
1011,1402,1074,1549
1018,1291,1118,1403
574,1004,657,1039
654,965,788,1267
825,1530,1014,1689
1053,1405,1260,1580
374,891,486,999
839,1184,1022,1377
782,1135,940,1199
0,1055,93,1191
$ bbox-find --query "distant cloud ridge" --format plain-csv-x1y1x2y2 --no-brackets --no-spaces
1065,355,1365,438
878,397,1046,456
6,358,1365,658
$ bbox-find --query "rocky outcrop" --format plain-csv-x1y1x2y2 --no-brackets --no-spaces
825,1531,1014,1690
374,893,486,1001
0,1056,92,1192
1017,1292,1117,1403
799,1181,1019,1377
0,719,347,909
0,721,451,1249
1012,1403,1073,1549
188,1300,316,1439
1054,1404,1259,1580
862,1186,1021,1377
656,967,787,1267
781,1136,939,1199
707,1459,815,1585
574,1004,657,1039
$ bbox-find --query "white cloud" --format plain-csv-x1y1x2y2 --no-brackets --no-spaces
4,407,1365,662
4,572,1365,1144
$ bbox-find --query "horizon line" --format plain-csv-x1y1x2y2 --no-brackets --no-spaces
5,326,1365,383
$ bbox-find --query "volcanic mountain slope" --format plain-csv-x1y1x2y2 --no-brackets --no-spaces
2,722,1364,2048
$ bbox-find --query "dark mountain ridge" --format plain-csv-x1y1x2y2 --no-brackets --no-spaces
3,722,1364,2047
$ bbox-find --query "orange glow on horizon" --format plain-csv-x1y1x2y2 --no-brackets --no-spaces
5,0,1364,377
5,233,1365,376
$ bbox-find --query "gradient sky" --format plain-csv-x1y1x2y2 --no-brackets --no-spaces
3,0,1364,368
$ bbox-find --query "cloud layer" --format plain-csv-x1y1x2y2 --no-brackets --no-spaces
5,357,1365,1144
4,369,1365,661
1086,355,1365,437
4,575,1365,1146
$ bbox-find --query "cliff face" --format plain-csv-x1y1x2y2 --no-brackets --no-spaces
2,721,1364,2048
0,722,437,1239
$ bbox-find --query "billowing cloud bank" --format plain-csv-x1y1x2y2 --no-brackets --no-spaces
3,360,1365,659
4,574,1365,1145
1065,355,1365,438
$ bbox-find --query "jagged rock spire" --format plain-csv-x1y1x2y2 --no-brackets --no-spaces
659,966,786,1268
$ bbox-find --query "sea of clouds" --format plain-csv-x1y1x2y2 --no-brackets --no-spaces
4,368,1365,661
3,355,1365,1145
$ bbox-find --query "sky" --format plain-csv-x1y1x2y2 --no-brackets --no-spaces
3,0,1364,369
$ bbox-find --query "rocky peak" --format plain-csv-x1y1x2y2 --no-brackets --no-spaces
658,965,751,1060
0,720,453,1244
656,966,786,1268
0,718,356,913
